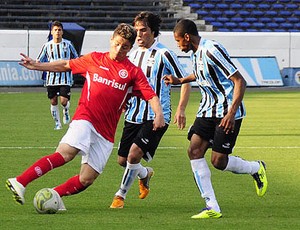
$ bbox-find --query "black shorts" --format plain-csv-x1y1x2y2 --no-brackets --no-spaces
47,85,71,100
187,117,242,154
118,120,169,162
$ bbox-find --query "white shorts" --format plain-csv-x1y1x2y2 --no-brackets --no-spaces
60,120,114,174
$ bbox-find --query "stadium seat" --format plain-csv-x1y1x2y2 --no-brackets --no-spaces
260,29,272,32
273,17,286,23
218,17,230,22
224,0,235,3
216,3,228,9
189,3,201,9
294,10,300,16
252,10,264,17
246,28,259,32
224,10,236,17
238,10,250,17
287,17,300,23
202,3,215,9
196,10,209,17
286,4,298,9
278,11,293,17
238,22,251,29
259,17,272,23
230,3,242,9
245,17,258,23
258,4,271,10
218,28,230,32
231,17,243,23
211,10,223,17
203,16,215,23
272,4,284,10
265,0,277,2
211,21,223,28
280,23,294,30
252,22,265,29
266,22,279,29
224,22,237,28
265,10,277,16
211,0,222,2
244,3,256,9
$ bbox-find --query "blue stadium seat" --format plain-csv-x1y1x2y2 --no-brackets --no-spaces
203,3,215,9
294,11,300,16
197,0,207,2
238,10,250,17
252,22,265,29
230,3,242,9
231,17,243,23
218,17,230,22
244,3,256,9
238,22,251,28
266,22,279,29
279,0,291,2
280,23,293,30
295,23,300,29
265,0,277,2
273,29,286,32
196,10,209,17
287,17,300,23
273,17,286,23
211,21,223,28
216,3,228,9
224,10,236,17
203,16,216,23
218,28,230,32
286,4,298,9
252,10,264,17
258,4,271,10
278,11,293,17
245,17,258,23
252,0,263,2
238,0,250,3
211,10,223,17
259,17,272,23
183,0,194,2
210,0,222,2
224,0,235,3
272,4,284,10
265,10,277,16
189,3,201,9
232,28,244,32
224,22,237,28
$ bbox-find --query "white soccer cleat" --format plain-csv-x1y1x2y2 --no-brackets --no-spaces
51,189,67,211
54,123,62,130
6,178,26,205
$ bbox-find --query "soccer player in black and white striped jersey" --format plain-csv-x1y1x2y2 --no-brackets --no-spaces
164,19,268,219
36,21,78,130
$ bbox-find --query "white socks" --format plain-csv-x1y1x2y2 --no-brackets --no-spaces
191,158,221,213
115,162,142,199
224,156,260,175
51,105,61,125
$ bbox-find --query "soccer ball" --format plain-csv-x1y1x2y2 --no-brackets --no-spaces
33,188,59,214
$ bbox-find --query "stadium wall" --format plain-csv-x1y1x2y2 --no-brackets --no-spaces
1,30,299,69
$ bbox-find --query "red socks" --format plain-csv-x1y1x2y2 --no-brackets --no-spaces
54,175,86,197
16,152,65,187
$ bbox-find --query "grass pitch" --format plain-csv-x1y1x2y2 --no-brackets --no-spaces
1,87,300,230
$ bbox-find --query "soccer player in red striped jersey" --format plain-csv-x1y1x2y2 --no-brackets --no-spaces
6,23,165,211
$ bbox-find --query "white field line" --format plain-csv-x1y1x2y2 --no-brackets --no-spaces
1,146,300,150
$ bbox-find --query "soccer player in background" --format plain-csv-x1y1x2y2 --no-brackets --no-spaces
37,20,78,130
164,19,268,219
6,23,165,211
110,12,191,209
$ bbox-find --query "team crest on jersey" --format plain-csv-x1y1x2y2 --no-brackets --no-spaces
119,69,128,79
147,57,155,67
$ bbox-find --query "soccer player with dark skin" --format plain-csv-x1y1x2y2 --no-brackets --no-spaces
164,19,268,219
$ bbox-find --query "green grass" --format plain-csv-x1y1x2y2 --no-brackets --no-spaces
1,88,300,230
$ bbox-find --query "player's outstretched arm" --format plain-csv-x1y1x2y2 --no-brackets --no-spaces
164,73,196,86
19,53,71,72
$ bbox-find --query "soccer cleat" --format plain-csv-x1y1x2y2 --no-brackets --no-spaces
6,178,26,205
252,161,268,197
52,189,66,211
63,109,70,125
110,196,124,209
139,167,154,199
191,208,222,219
54,123,62,130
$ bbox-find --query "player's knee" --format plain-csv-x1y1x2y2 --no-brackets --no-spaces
211,153,227,170
117,157,127,167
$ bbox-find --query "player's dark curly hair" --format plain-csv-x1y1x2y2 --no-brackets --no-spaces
174,19,198,37
113,23,137,46
133,11,162,38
